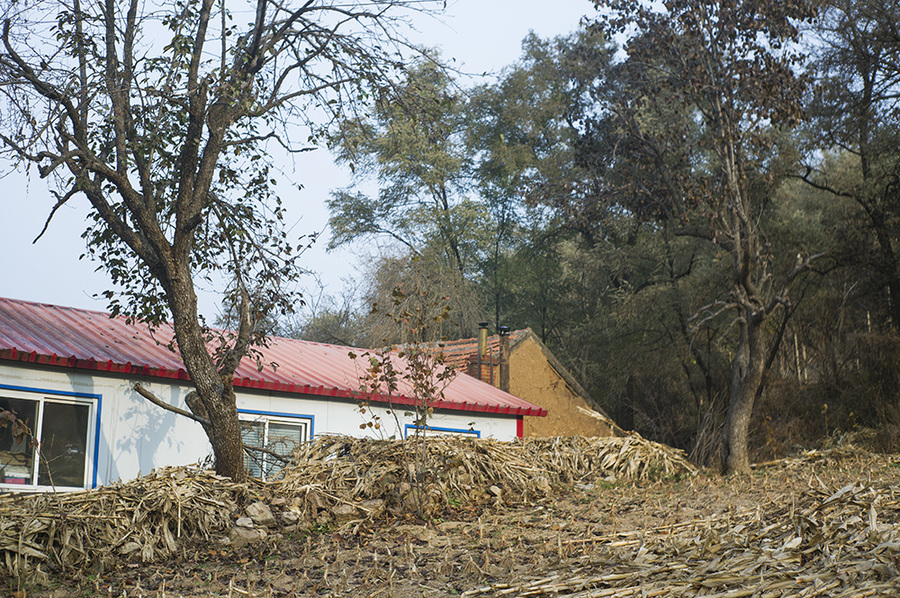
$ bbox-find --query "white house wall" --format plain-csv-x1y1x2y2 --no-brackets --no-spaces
0,363,519,490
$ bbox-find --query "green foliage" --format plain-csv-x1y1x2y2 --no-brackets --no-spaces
803,0,900,329
315,1,900,469
328,54,481,273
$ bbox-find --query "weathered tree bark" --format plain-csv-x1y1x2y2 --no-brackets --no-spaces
723,310,767,474
164,265,247,482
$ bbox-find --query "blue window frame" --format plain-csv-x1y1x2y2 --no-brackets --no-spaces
403,424,481,438
238,409,314,481
0,383,101,490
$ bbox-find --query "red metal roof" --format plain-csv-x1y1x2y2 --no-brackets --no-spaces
0,297,546,417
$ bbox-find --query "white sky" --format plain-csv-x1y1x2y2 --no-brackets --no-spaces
0,0,596,319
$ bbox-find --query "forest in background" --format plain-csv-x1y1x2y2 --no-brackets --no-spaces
287,0,900,469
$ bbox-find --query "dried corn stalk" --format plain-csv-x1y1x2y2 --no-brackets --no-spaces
462,478,900,597
0,433,697,576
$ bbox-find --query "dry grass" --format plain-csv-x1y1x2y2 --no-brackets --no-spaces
0,433,696,578
465,469,900,597
2,435,899,597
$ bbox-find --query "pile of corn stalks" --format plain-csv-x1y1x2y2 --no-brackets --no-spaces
3,431,897,598
279,434,696,507
0,467,249,576
463,477,900,597
0,433,695,577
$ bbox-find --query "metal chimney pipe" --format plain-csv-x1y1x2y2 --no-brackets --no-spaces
477,322,489,356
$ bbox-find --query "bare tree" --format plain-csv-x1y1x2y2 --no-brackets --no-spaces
0,0,436,481
593,0,820,473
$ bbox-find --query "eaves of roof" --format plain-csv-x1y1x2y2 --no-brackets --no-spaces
0,297,547,418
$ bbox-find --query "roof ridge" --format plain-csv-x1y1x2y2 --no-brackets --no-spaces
0,296,114,317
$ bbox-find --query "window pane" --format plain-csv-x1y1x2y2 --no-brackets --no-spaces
240,418,309,481
265,422,306,480
240,421,265,479
0,397,37,485
38,402,89,487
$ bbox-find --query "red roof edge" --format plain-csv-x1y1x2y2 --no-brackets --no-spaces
0,347,548,417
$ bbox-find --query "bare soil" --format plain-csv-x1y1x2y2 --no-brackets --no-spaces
7,448,900,598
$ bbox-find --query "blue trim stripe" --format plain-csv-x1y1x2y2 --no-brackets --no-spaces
92,394,102,488
0,382,101,400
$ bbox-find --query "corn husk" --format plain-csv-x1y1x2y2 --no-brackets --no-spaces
0,433,695,576
462,471,900,597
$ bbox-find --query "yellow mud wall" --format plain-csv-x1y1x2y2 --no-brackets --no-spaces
505,339,612,437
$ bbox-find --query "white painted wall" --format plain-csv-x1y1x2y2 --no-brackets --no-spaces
0,363,519,490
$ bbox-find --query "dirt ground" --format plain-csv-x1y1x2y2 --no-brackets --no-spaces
7,448,900,598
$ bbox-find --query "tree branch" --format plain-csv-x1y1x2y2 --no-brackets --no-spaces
133,382,211,427
33,188,78,243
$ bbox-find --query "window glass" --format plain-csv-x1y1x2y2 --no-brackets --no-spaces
240,415,310,481
1,395,93,489
266,422,305,479
38,402,89,487
240,421,265,479
0,397,37,485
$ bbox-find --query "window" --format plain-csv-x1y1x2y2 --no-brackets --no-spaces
239,412,311,481
0,394,95,489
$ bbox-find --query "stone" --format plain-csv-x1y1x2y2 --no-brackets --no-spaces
246,501,277,527
235,516,254,528
283,509,302,524
330,503,361,524
228,526,267,550
489,485,503,497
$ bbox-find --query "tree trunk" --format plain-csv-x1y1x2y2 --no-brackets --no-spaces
723,310,766,474
871,214,900,330
166,271,247,482
199,386,246,482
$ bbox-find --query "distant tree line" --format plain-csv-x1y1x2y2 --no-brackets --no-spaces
299,0,900,472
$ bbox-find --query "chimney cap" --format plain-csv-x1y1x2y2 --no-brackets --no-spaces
498,326,510,335
478,321,489,328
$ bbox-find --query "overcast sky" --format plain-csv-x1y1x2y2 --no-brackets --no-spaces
0,0,596,319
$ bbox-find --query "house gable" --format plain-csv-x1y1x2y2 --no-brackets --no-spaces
508,336,613,437
441,328,617,437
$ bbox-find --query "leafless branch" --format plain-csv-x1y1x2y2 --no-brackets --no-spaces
33,188,78,243
133,382,211,427
688,299,738,336
243,443,292,464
